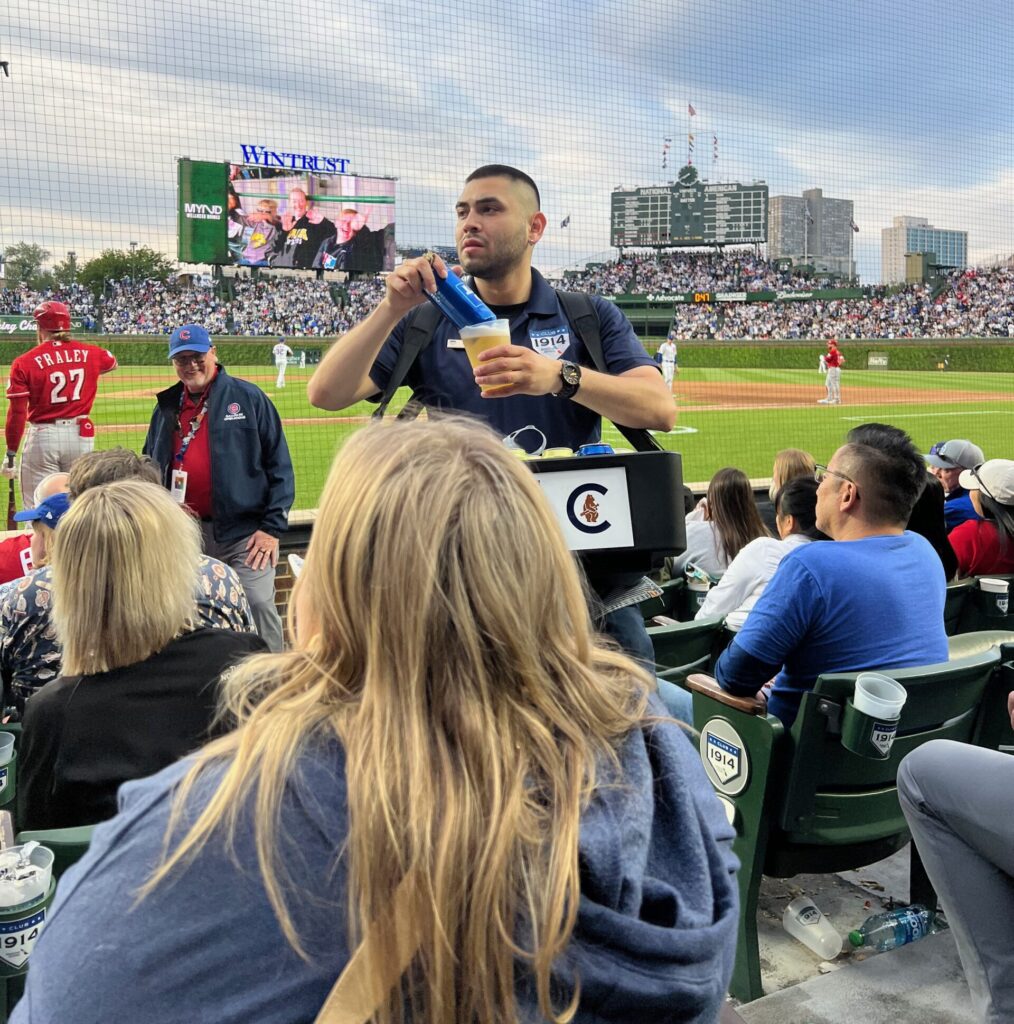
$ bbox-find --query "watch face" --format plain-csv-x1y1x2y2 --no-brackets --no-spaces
562,362,581,385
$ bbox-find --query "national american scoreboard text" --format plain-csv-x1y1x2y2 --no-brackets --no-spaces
610,164,768,248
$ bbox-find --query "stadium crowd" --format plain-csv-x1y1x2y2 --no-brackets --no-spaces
671,267,1014,340
2,258,1012,340
559,250,836,295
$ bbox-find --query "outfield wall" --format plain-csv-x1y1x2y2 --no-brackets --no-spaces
0,336,1005,372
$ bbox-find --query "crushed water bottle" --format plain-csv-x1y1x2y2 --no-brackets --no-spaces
848,904,942,953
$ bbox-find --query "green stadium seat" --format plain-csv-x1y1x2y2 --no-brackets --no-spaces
954,574,1014,634
686,648,1001,1003
943,578,974,635
647,615,726,683
639,577,684,621
0,825,96,1020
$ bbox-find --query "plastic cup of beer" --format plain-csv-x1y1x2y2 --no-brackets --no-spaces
459,319,511,392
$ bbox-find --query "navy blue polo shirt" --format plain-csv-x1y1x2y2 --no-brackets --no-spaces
368,269,658,449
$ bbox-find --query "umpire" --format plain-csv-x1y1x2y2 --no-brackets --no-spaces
143,324,294,651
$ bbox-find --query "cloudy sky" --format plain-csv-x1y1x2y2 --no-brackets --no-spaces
2,0,1012,283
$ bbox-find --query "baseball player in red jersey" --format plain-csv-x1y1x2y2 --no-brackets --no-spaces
818,338,844,404
1,301,118,503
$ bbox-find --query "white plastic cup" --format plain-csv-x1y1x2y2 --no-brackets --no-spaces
853,673,907,721
980,577,1010,616
0,733,13,768
458,319,511,392
782,896,843,960
0,845,54,910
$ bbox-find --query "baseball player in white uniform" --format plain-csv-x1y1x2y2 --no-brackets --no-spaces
658,338,678,390
272,339,294,388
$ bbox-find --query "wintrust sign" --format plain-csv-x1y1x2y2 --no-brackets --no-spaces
239,145,351,174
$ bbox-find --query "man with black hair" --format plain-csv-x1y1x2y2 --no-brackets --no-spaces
308,164,674,664
712,422,948,728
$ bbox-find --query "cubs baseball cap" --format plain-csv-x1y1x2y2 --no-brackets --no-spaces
168,324,213,359
925,439,984,470
959,460,1014,505
14,492,72,528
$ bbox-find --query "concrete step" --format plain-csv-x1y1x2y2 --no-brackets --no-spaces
736,930,974,1024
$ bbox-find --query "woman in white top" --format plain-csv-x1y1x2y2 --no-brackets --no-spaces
696,476,828,630
668,467,770,579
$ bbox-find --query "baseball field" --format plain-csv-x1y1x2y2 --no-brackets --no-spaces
84,362,1014,510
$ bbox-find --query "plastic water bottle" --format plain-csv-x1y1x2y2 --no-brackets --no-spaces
782,897,843,959
847,904,941,952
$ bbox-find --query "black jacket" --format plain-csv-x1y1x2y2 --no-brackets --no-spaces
18,628,267,830
143,365,294,544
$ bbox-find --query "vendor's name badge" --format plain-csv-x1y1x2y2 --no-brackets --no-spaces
170,469,188,505
529,327,570,359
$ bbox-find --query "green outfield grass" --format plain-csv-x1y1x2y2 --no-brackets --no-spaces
88,364,1014,508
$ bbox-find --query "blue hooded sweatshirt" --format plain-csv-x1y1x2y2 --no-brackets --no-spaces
12,697,738,1023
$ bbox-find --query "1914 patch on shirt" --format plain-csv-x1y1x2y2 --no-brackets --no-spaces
529,326,570,360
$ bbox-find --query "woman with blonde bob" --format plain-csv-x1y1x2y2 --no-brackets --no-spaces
17,480,265,831
16,420,738,1024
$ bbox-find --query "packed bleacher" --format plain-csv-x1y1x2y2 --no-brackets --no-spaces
3,257,1012,339
559,250,835,294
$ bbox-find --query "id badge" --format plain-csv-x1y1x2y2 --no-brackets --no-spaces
170,469,188,504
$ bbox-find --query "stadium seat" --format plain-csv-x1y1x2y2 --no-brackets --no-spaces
954,574,1014,634
647,615,726,683
639,577,684,621
15,825,95,879
0,825,94,1019
685,648,1001,1003
943,578,974,635
0,726,21,815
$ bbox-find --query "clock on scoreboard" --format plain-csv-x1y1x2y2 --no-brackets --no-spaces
610,166,768,248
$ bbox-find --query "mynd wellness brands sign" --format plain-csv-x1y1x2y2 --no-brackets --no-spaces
178,160,229,264
0,316,85,335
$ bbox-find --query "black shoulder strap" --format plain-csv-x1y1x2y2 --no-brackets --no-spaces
556,290,662,452
371,302,443,421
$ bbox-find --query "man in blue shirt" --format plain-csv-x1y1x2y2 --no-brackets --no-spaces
308,165,675,663
925,438,984,532
714,423,948,728
307,164,674,445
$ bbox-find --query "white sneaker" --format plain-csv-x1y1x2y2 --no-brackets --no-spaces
817,398,830,404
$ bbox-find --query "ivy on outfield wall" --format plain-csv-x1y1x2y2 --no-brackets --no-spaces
0,338,326,365
646,340,1014,372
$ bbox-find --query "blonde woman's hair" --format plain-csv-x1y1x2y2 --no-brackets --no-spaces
51,479,201,675
146,417,652,1024
769,448,816,501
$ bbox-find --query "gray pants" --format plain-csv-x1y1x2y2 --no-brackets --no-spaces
20,421,94,506
899,740,1014,1023
200,523,283,652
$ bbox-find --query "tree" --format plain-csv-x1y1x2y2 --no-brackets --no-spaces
77,247,176,298
2,242,51,286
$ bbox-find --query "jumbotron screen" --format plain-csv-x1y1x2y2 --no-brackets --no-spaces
610,164,768,248
177,159,396,272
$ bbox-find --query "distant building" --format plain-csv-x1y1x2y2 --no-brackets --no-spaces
768,188,856,280
881,216,967,284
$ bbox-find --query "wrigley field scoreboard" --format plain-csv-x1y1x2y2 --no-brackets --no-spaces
610,165,768,248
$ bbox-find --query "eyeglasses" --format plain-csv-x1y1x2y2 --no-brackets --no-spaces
172,353,207,367
814,464,856,487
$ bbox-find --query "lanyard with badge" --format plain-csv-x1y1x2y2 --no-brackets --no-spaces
171,390,209,505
